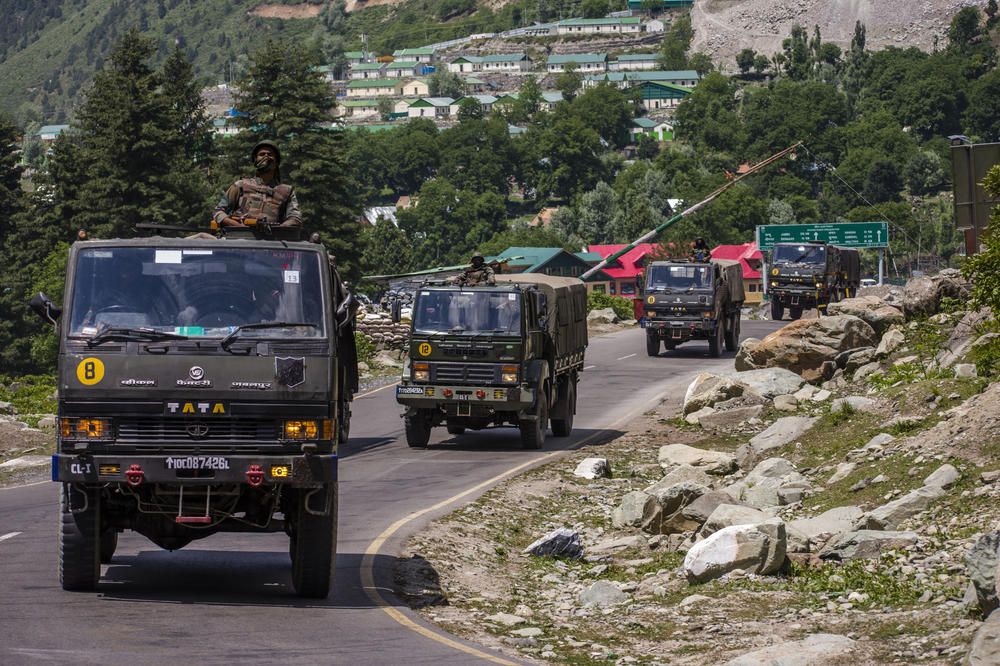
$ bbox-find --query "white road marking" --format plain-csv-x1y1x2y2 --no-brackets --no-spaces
0,532,22,543
616,353,636,360
583,365,596,370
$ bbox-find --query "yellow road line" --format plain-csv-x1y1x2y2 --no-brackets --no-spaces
359,397,658,663
355,381,400,399
1,479,49,491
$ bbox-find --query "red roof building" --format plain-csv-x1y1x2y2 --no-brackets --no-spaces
711,242,764,303
587,244,659,318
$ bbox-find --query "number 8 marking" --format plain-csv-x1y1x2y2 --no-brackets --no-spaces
76,357,105,385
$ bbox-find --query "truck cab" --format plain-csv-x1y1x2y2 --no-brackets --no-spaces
768,242,860,320
38,233,357,598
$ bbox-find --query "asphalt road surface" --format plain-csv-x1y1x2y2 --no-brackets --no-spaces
0,320,782,665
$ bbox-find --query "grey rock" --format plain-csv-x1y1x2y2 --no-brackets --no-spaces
831,395,875,413
590,535,646,553
587,307,618,325
612,491,661,531
683,519,786,583
578,580,629,606
0,401,16,415
902,270,971,319
818,529,919,561
680,490,734,524
486,612,526,627
723,633,855,666
683,373,757,415
698,405,765,429
923,463,960,489
788,506,864,546
853,361,883,380
731,368,807,399
981,470,1000,484
859,485,946,530
685,406,715,425
827,462,857,485
875,326,906,358
734,337,763,372
573,457,610,480
828,295,904,335
655,464,714,489
965,530,999,618
842,347,877,373
524,527,584,560
36,415,56,429
0,455,50,470
745,457,799,485
740,416,818,467
700,504,769,537
965,608,1000,665
955,363,978,378
773,394,798,411
645,482,710,534
938,309,992,368
658,443,737,475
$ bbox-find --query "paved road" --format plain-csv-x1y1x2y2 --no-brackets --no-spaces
0,321,782,665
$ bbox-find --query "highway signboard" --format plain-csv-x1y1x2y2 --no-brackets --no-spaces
756,222,889,251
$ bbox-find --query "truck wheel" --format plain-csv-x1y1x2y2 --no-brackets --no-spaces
724,313,740,352
789,306,803,320
60,485,101,591
290,484,337,599
99,529,118,564
770,300,784,321
404,410,432,448
520,389,548,450
645,333,660,356
551,378,576,437
446,424,465,435
708,320,723,358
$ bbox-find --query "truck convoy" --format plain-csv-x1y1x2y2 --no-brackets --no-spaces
640,258,745,357
395,274,587,450
767,241,860,320
32,228,358,598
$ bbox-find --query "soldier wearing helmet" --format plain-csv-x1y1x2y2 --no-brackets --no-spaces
213,139,302,228
456,251,495,286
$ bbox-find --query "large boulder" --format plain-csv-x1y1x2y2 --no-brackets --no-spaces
734,337,763,371
700,503,770,537
965,530,1000,618
612,491,661,531
787,506,864,552
683,373,759,415
937,309,993,368
875,325,906,358
655,464,715,489
818,530,919,561
966,609,1000,665
645,482,711,534
736,416,818,468
659,443,737,475
827,295,905,336
902,269,971,319
524,527,584,559
587,307,619,325
683,519,786,583
857,485,945,530
741,315,879,383
730,367,806,399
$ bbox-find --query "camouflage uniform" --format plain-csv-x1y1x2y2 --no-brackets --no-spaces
213,176,302,227
457,262,495,286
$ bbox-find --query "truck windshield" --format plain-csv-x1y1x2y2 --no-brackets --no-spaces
68,246,326,339
646,264,713,291
414,291,521,335
773,244,826,265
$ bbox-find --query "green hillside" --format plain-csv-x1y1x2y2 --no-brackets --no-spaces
0,0,600,124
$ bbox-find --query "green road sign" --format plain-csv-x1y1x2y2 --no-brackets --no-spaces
756,222,889,251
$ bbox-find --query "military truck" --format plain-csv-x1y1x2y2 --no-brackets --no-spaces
395,274,587,450
31,229,358,598
640,258,745,358
768,241,860,320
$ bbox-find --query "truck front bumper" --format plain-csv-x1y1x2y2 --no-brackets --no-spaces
642,317,713,340
773,288,822,307
395,383,535,415
53,453,336,487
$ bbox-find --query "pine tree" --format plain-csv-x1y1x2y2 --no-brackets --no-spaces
226,39,362,281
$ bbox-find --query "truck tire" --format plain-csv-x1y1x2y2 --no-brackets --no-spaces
291,484,337,599
724,313,740,352
645,333,660,356
404,410,432,448
770,300,784,321
550,378,576,437
708,321,723,358
60,485,101,591
789,306,803,320
520,389,548,450
446,424,465,435
99,529,118,564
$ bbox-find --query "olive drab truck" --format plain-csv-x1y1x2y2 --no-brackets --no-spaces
768,241,861,320
395,274,587,450
32,226,358,598
640,258,745,358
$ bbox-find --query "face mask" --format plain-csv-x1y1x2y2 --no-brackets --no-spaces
254,155,275,171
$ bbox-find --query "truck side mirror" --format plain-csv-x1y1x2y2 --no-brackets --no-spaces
30,292,62,325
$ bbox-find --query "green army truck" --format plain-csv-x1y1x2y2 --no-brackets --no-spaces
395,274,587,450
640,258,745,357
31,230,358,598
768,241,861,320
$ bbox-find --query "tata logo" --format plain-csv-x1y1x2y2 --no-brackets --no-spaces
185,423,210,439
189,366,205,380
165,401,228,415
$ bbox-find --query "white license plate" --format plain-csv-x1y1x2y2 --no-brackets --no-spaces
454,394,471,400
165,456,231,471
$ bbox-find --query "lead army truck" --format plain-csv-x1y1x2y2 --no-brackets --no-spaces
395,274,587,450
32,233,358,598
641,258,745,357
768,241,860,320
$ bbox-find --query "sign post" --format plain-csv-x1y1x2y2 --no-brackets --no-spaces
756,222,890,290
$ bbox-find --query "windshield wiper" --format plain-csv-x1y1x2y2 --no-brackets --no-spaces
220,321,318,352
87,327,189,346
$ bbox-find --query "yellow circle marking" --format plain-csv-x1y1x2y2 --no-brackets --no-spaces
76,357,105,385
418,342,432,356
646,295,655,304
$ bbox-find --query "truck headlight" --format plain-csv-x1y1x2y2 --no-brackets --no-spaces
283,419,331,440
770,281,778,287
413,362,429,382
701,311,715,318
501,365,518,384
60,417,113,441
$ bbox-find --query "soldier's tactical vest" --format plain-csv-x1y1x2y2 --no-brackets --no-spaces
236,178,292,224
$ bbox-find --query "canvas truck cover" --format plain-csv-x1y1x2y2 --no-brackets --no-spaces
833,246,861,283
712,258,746,303
494,274,588,357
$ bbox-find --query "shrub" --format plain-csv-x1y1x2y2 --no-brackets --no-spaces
587,291,634,320
355,331,375,364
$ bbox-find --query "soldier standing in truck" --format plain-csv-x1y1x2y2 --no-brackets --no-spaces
213,139,302,228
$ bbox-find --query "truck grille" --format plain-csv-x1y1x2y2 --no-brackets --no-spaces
117,418,279,443
432,363,498,384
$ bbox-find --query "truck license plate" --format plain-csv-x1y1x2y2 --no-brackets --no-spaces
165,456,231,470
454,394,470,400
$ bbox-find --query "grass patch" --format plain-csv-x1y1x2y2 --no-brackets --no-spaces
0,374,57,426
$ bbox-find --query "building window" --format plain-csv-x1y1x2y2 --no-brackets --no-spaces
621,283,636,296
610,282,616,295
592,284,605,293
